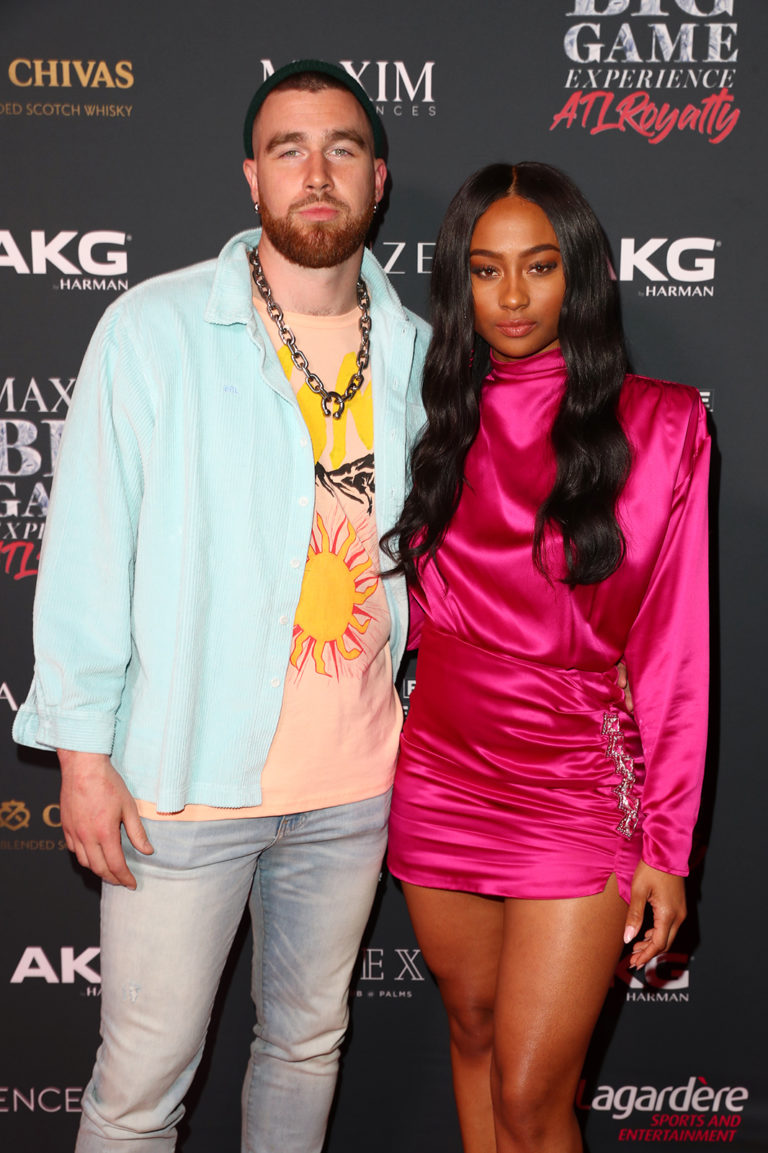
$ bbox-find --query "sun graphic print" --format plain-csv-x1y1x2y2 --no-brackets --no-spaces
290,510,379,678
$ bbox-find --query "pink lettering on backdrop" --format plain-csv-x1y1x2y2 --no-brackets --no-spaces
550,87,739,144
0,540,39,580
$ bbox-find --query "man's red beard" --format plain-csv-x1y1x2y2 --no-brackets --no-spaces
259,195,376,269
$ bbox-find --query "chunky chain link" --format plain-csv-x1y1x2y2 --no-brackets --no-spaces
248,248,371,420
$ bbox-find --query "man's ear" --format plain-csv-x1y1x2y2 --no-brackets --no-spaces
243,158,259,205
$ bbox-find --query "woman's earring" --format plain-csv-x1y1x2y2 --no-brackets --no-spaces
254,202,260,213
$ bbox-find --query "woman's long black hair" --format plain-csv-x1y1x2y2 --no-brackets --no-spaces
383,162,631,588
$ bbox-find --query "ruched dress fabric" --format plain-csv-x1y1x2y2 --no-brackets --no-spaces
387,348,710,903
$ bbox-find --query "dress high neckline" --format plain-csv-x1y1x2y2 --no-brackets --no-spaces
487,347,566,386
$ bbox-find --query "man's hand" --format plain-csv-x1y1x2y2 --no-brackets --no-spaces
623,860,686,969
58,749,153,888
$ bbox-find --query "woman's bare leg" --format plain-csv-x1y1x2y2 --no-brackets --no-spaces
402,882,504,1153
491,876,627,1152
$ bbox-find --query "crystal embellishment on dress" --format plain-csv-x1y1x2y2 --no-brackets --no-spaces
602,712,641,839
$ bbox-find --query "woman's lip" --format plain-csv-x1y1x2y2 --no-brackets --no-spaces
496,321,536,337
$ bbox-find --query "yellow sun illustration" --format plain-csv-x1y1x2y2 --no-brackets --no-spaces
291,513,378,677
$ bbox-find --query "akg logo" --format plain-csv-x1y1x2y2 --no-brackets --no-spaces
620,237,716,282
0,799,30,831
616,951,690,989
10,946,100,984
614,950,691,999
0,230,128,277
620,237,717,296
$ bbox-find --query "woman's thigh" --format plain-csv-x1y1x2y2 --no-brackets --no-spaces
492,875,627,1100
402,882,505,1016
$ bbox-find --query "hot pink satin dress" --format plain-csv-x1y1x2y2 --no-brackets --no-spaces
387,348,710,903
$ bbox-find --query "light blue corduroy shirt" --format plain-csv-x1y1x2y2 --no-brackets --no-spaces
13,229,429,810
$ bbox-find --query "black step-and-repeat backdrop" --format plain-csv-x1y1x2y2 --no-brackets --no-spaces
1,1,765,1150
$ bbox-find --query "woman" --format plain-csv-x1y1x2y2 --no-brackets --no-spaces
384,163,710,1153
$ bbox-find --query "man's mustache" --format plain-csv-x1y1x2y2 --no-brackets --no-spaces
290,195,348,211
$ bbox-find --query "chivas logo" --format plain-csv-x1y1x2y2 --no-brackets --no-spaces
0,799,30,831
8,60,134,88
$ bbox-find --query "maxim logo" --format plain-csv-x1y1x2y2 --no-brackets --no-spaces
8,59,134,88
259,59,436,117
0,1086,84,1114
620,237,717,296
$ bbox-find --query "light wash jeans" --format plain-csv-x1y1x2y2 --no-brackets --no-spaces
75,790,391,1153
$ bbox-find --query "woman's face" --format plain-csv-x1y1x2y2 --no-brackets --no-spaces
469,195,566,362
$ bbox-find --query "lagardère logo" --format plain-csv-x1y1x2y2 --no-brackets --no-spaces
8,59,134,88
620,237,717,296
577,1075,748,1121
258,59,436,119
10,946,100,985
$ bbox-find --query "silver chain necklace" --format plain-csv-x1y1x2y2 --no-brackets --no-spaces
248,248,371,420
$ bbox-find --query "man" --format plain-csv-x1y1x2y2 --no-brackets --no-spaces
14,60,429,1152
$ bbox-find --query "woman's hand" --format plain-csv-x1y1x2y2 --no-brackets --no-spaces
623,860,686,969
616,659,633,713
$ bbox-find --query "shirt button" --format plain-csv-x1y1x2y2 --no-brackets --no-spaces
270,677,280,688
279,615,289,625
300,437,308,448
290,558,300,568
298,496,309,507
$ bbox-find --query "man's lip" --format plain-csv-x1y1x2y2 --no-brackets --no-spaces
298,205,339,221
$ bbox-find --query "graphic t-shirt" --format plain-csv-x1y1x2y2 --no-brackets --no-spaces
136,298,401,820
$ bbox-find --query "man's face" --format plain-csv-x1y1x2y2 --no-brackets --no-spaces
243,86,387,269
